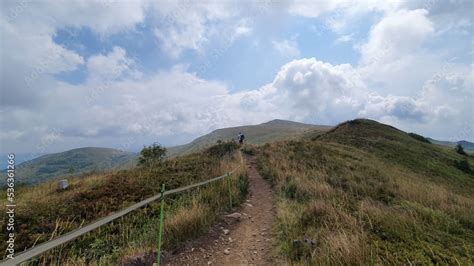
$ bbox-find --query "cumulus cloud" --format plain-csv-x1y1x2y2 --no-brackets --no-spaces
356,8,444,98
0,0,148,110
269,58,365,122
359,9,434,66
260,57,472,138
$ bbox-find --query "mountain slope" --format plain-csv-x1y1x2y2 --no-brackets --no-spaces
167,119,331,157
315,119,473,188
7,147,137,185
258,119,474,264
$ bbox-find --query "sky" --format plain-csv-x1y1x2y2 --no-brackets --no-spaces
0,0,473,155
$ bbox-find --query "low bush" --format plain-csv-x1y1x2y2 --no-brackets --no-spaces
455,144,468,156
138,143,167,167
241,145,257,155
408,132,431,143
206,141,239,158
455,159,471,174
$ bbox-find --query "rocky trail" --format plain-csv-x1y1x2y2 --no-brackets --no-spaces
161,155,276,265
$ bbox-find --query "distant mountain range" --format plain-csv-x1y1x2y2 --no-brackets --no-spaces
4,119,472,186
2,147,137,185
428,138,474,152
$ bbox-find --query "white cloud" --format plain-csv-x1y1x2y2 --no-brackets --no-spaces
232,18,253,40
359,9,434,66
288,0,345,18
152,1,239,58
288,0,402,18
288,0,401,34
357,8,438,96
272,39,301,59
86,46,139,82
268,58,366,123
335,34,353,43
361,95,427,121
0,0,149,109
1,0,148,35
261,57,472,138
2,54,473,153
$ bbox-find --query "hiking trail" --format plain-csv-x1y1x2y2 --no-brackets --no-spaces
162,155,276,265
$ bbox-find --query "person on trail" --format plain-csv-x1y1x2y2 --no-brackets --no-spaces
238,132,245,145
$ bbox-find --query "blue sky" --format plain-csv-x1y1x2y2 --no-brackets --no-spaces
0,0,473,154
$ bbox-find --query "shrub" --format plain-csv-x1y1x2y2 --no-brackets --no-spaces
242,145,257,155
206,141,238,158
408,133,431,143
138,143,167,167
455,159,471,174
455,144,467,156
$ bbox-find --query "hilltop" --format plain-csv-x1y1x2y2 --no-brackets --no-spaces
167,119,331,157
258,118,474,264
8,147,137,185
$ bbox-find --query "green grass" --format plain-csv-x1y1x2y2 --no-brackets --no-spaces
0,143,248,264
258,119,474,265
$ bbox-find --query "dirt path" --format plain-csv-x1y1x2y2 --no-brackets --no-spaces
162,155,276,265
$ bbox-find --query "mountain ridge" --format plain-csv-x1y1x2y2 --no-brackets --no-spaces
166,119,332,157
3,147,137,185
7,119,472,186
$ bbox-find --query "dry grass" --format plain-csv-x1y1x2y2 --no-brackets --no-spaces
257,124,474,265
0,143,249,264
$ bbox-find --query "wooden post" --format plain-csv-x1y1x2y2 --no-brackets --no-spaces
228,173,232,209
157,184,165,266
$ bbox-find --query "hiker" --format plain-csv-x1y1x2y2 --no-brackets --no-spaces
238,132,245,145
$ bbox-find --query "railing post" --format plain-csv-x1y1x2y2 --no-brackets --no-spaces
227,173,232,209
157,184,166,266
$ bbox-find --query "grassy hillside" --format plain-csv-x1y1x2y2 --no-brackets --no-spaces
167,119,331,157
258,119,474,264
4,147,137,185
0,142,247,264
